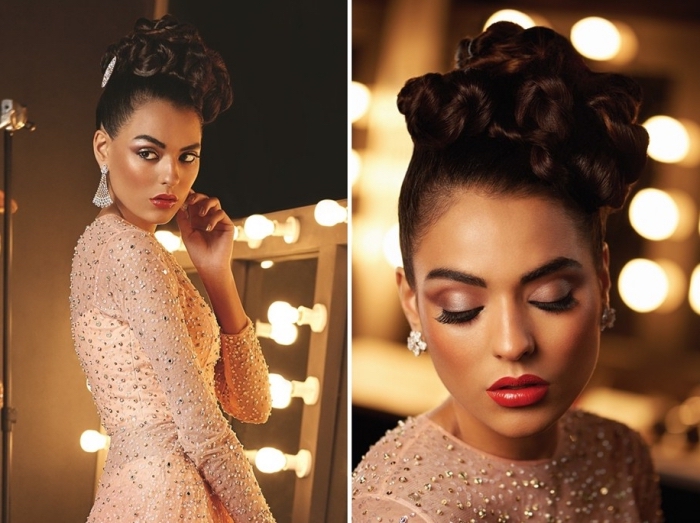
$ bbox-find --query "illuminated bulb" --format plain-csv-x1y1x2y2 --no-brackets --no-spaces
688,265,700,314
383,223,403,268
268,301,301,324
571,17,621,61
618,258,684,313
349,149,362,186
154,230,182,252
644,116,690,164
484,9,535,30
260,260,274,269
80,429,109,453
255,320,298,346
629,189,679,240
350,81,371,123
269,373,294,408
267,301,327,332
253,447,312,478
269,373,320,408
244,214,275,241
314,199,347,227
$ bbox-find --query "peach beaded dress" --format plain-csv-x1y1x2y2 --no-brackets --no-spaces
70,214,276,522
352,409,663,523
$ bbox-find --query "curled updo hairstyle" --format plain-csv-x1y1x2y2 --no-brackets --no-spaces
397,21,649,286
96,15,233,137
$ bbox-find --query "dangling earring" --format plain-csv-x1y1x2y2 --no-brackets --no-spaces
93,164,113,208
407,330,427,356
600,306,616,332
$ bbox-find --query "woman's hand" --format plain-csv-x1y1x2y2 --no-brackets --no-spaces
176,191,235,277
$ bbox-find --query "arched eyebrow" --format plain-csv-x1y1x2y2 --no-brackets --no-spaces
133,134,200,151
425,257,583,288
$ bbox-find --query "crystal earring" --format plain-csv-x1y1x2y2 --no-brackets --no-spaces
407,330,427,356
92,164,113,208
600,306,616,332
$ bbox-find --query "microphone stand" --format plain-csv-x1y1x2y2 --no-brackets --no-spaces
0,99,35,523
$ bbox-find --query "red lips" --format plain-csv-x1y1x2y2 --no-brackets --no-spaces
486,374,549,408
150,194,178,210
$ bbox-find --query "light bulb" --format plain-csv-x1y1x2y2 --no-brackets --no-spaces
260,260,274,269
80,429,109,453
255,320,298,346
154,230,182,252
297,304,327,332
383,223,403,269
571,17,621,61
255,447,287,474
484,9,535,30
350,81,371,123
314,199,347,227
267,301,300,325
629,189,679,241
291,376,320,405
644,116,690,164
244,214,275,240
269,373,294,409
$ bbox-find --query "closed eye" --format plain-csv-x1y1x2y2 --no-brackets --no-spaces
529,291,577,312
436,306,484,325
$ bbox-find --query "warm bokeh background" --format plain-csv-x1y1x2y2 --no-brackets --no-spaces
351,1,700,519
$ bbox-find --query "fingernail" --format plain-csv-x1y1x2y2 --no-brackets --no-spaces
206,225,212,232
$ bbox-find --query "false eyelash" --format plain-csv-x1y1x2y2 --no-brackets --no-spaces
529,291,577,312
436,306,484,325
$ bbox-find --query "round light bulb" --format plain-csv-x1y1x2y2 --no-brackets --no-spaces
244,214,275,240
314,199,347,227
629,188,679,241
269,373,293,409
154,230,182,252
270,323,298,346
644,115,690,164
349,81,371,123
570,17,621,61
618,259,668,313
484,9,535,30
689,265,700,315
255,447,287,474
267,301,300,324
80,429,109,453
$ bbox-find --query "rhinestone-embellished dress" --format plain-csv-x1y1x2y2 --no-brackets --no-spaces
352,409,663,523
70,214,275,522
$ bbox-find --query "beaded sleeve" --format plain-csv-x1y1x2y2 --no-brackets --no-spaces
215,322,272,423
629,430,664,523
98,229,275,522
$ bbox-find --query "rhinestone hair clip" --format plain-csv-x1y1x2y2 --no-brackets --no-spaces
101,56,117,88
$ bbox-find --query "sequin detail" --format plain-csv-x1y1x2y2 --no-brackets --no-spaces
70,214,275,522
351,410,663,523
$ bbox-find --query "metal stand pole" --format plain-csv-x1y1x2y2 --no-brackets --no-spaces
0,99,34,523
1,128,15,523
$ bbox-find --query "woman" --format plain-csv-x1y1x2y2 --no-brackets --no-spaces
352,22,663,522
70,15,276,522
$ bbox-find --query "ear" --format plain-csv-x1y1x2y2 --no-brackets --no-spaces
599,242,611,304
93,128,110,166
396,267,422,332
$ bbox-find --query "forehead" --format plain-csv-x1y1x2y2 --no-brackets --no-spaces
412,190,595,281
117,99,202,144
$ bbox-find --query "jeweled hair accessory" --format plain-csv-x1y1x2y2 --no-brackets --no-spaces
101,56,117,88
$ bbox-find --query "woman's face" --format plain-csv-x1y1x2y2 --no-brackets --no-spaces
93,98,202,232
397,189,609,459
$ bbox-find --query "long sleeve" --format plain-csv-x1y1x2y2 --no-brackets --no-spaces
215,322,272,423
97,229,275,522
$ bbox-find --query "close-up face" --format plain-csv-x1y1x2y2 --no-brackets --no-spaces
93,98,202,232
397,188,610,458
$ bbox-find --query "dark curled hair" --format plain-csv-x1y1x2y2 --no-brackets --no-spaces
397,21,650,286
96,15,233,136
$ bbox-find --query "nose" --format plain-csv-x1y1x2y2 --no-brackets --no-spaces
489,298,535,361
160,159,180,187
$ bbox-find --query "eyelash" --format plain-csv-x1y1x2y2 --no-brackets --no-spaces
529,290,577,312
137,150,200,163
435,291,577,325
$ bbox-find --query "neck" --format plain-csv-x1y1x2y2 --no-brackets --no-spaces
430,398,559,461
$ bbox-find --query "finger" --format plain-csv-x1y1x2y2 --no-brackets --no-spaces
200,208,234,232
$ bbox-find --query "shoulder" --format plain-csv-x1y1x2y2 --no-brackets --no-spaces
562,409,653,462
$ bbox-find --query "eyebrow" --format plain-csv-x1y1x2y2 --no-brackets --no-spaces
425,256,583,288
133,134,200,151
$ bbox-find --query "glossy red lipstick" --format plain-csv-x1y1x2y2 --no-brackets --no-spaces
150,194,178,210
486,374,549,408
